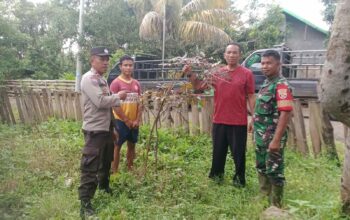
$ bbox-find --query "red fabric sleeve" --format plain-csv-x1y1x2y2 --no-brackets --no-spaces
276,83,293,111
109,79,120,94
246,70,255,94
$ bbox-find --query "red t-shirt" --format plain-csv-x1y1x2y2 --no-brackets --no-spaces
212,66,255,125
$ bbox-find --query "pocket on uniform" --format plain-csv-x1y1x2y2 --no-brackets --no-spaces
256,93,274,115
81,147,99,172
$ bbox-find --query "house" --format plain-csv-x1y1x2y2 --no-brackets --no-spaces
282,8,329,50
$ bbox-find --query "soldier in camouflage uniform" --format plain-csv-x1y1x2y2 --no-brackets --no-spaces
253,50,293,208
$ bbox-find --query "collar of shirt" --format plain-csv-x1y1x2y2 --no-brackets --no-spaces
262,75,281,87
90,68,101,77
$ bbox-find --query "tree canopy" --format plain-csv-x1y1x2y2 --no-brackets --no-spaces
0,0,286,80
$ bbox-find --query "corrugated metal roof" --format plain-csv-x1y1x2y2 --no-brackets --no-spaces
282,8,329,35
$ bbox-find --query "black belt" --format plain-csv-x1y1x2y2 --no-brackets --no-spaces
82,129,110,135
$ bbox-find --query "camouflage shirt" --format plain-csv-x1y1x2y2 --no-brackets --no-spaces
253,75,293,146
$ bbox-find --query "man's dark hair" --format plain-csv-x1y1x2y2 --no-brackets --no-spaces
262,50,281,61
226,42,243,53
119,55,134,65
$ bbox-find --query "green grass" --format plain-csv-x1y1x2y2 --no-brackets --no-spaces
0,120,348,219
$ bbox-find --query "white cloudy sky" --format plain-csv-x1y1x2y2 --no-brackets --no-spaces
28,0,329,30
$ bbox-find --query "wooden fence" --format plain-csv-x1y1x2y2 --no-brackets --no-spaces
0,85,347,157
0,87,82,124
4,80,75,91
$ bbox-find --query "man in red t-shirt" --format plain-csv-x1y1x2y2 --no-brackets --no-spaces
183,43,255,187
110,55,142,173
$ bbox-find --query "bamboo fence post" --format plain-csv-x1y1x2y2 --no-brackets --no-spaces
29,90,41,123
41,89,50,119
34,92,46,121
308,101,322,157
14,88,25,124
190,96,200,135
0,89,9,124
287,118,297,150
200,95,213,135
292,99,309,156
181,98,189,133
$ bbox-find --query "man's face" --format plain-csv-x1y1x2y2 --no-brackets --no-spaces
261,56,280,78
224,45,241,66
91,55,109,74
119,60,134,77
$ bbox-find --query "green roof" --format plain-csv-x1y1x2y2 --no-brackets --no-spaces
282,8,329,35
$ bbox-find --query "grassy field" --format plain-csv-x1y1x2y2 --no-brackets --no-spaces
0,119,347,219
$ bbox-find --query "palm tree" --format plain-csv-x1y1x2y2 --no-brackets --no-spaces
127,0,235,47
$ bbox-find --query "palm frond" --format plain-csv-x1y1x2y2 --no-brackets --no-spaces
139,11,163,40
179,21,232,46
191,9,234,28
181,0,230,16
181,0,205,16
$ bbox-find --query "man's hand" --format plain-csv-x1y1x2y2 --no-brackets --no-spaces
182,64,192,76
248,121,253,133
131,120,140,128
124,119,133,128
117,91,127,100
268,139,280,152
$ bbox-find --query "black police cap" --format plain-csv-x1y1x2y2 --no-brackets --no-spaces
90,47,112,57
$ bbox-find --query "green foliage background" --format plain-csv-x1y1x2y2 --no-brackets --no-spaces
0,0,289,80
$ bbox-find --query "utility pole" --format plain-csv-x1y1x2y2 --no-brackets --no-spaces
75,0,85,92
161,1,166,79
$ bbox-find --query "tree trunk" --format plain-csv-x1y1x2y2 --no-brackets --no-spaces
319,0,350,214
319,1,350,126
342,132,350,213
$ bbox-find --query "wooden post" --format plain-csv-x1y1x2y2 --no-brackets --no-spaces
200,95,213,135
308,101,322,157
14,88,25,124
190,96,200,135
0,89,8,124
160,101,171,128
23,91,34,124
29,90,41,123
181,98,189,133
74,92,83,121
172,98,181,131
4,90,16,124
54,91,63,118
292,99,309,156
287,118,297,150
35,92,46,121
41,89,50,119
19,89,30,124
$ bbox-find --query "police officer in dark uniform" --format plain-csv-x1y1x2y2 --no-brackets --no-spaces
78,47,127,218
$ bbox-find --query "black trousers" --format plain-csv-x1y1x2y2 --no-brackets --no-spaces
78,130,114,201
209,123,247,184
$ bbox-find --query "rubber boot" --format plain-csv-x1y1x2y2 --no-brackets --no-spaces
80,199,95,219
98,180,113,195
258,173,271,196
270,184,284,208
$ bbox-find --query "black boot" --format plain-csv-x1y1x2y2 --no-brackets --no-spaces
258,173,271,196
80,199,95,219
270,184,284,208
98,180,113,195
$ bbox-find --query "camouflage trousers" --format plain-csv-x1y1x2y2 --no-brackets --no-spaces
255,142,286,186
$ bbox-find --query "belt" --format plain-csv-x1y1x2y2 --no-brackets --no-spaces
82,129,110,135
